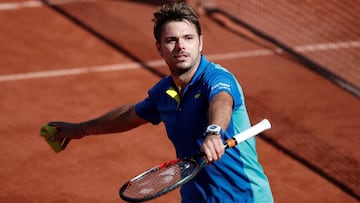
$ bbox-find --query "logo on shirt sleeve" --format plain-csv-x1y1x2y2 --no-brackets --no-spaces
212,82,231,91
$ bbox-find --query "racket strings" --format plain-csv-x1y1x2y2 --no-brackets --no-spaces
123,161,197,198
121,160,198,198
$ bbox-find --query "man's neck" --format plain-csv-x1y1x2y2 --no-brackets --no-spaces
171,55,202,94
172,64,198,94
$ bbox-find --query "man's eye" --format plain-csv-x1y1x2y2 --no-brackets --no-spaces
185,35,195,40
166,39,176,43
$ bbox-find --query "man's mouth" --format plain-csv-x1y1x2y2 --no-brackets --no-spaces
174,54,188,60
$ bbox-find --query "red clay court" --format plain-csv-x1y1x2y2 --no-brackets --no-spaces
0,1,359,202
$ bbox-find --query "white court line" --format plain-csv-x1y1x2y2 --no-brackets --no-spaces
0,1,42,10
0,60,165,82
0,50,276,82
1,40,359,82
0,0,97,10
294,41,360,52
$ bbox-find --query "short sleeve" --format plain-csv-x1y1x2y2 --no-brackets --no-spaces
135,95,162,125
208,67,243,110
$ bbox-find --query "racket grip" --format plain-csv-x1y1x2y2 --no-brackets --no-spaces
40,125,62,153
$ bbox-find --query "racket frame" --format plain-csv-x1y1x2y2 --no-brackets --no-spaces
119,157,206,203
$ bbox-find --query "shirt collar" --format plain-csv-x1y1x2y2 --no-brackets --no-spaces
188,55,211,86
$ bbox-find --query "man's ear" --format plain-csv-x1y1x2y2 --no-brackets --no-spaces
199,35,203,53
156,42,163,57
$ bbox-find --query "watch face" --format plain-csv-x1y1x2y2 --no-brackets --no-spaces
209,125,218,130
207,124,221,134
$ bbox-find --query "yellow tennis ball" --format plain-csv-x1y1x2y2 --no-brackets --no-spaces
40,125,62,153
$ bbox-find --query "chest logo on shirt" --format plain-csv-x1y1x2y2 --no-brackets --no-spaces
166,87,201,106
194,92,201,99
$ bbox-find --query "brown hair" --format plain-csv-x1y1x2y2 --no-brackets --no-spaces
153,2,202,42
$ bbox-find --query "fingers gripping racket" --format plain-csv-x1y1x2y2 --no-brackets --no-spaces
119,119,271,202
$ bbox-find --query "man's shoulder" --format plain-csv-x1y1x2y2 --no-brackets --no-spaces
202,62,234,82
157,76,172,87
149,76,172,94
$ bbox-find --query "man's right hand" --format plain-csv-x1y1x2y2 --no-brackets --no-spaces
47,121,89,150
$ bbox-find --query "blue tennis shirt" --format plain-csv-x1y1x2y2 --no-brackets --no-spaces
135,55,273,203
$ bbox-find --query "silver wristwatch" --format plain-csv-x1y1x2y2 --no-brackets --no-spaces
206,124,222,136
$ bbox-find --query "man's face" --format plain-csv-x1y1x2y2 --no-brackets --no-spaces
156,20,203,76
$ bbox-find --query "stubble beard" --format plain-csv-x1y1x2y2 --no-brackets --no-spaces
171,53,200,77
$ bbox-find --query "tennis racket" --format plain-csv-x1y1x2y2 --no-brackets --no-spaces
119,118,271,202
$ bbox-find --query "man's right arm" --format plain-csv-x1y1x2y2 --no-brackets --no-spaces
49,104,148,141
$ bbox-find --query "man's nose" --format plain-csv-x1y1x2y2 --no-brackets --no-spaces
176,39,185,50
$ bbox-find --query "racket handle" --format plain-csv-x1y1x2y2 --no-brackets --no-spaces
225,119,271,148
40,125,63,153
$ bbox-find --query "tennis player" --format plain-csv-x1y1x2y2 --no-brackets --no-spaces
49,2,274,203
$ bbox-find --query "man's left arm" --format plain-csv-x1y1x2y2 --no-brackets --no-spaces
201,91,233,162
